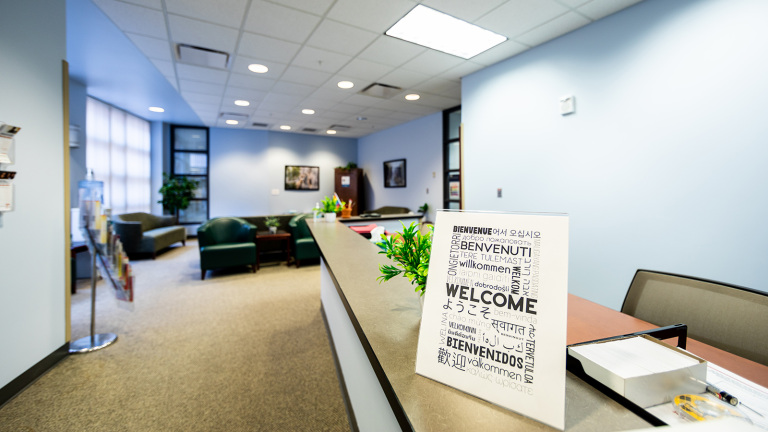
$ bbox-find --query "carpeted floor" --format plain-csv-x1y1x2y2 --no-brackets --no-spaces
0,240,351,432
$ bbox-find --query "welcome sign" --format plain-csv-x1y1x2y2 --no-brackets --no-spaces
415,210,569,430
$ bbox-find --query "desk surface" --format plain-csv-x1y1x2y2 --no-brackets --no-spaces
309,220,768,431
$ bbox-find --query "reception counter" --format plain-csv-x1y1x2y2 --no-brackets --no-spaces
338,212,422,233
311,220,656,431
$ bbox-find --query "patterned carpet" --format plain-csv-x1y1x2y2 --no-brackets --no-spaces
0,240,350,432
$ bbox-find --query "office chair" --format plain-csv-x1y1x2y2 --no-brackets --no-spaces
621,269,768,365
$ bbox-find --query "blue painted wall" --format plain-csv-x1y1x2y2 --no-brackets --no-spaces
462,0,768,309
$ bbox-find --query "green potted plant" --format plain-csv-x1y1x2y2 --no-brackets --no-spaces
320,195,345,222
158,173,199,223
265,216,280,234
377,221,433,302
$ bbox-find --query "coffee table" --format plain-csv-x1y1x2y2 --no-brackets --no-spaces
255,230,292,270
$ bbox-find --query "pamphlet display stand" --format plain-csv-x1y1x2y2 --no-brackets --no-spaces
70,179,134,353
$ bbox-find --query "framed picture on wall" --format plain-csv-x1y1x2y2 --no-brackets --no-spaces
383,159,406,188
285,165,319,190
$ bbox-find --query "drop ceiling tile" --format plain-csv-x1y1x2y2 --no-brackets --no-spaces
400,50,465,75
126,33,173,61
555,0,591,8
150,58,176,78
280,66,333,87
338,58,394,82
168,15,239,54
469,40,530,66
238,33,302,64
343,93,385,108
181,91,223,104
378,68,431,89
306,19,379,56
357,35,426,67
295,97,337,110
310,87,355,103
421,0,507,22
326,102,368,115
223,87,267,103
577,0,644,20
244,0,321,43
404,92,460,109
230,56,288,78
515,11,591,47
412,77,461,97
326,0,416,33
165,0,248,28
227,73,276,91
438,61,485,80
219,104,254,116
179,79,225,96
271,81,316,97
176,63,229,84
292,46,352,73
475,0,568,37
92,0,167,38
276,0,335,16
259,93,304,108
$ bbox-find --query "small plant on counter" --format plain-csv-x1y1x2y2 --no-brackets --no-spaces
377,221,433,297
320,195,345,213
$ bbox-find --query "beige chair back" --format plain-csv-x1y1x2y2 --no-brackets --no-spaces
621,270,768,366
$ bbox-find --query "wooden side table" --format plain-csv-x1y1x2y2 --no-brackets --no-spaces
255,230,292,270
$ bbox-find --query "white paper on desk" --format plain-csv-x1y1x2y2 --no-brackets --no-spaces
0,136,13,164
626,416,764,431
415,210,569,430
0,180,13,211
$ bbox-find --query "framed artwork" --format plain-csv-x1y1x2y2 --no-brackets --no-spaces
285,165,319,190
383,158,406,188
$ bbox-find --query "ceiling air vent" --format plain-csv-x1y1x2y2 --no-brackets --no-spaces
359,82,402,99
251,122,270,128
328,124,352,131
177,43,230,69
302,127,318,133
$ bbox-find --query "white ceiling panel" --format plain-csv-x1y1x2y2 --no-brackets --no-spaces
476,0,569,37
515,12,592,47
167,15,239,54
291,46,352,73
326,0,416,33
165,0,248,28
92,0,167,39
244,1,322,43
306,19,379,56
238,33,302,64
577,0,644,20
84,0,644,137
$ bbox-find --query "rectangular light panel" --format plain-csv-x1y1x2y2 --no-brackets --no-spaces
385,5,507,59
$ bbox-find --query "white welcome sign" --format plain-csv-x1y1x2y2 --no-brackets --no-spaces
416,210,569,430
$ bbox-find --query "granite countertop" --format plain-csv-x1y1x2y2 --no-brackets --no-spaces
309,220,651,431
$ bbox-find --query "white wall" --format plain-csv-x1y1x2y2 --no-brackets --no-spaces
0,0,67,388
209,128,357,217
462,0,768,309
358,112,443,220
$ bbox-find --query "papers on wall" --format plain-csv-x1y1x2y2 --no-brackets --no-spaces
0,180,13,211
0,122,20,164
415,210,569,430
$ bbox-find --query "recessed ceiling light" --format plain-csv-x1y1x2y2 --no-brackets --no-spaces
326,130,337,135
302,109,315,115
248,63,269,74
149,106,164,113
226,120,239,125
280,125,291,130
385,5,507,59
337,81,354,89
234,100,250,106
405,94,420,101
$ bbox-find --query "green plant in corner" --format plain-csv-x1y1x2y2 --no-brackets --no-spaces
158,173,199,222
377,221,433,297
265,217,280,228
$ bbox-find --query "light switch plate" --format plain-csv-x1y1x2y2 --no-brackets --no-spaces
560,95,575,115
271,189,279,195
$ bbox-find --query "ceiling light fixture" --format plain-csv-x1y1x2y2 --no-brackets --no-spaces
385,5,507,59
405,94,420,101
280,125,291,130
226,120,239,125
234,100,250,106
149,106,164,112
326,130,337,135
337,81,354,89
248,63,269,74
302,109,315,115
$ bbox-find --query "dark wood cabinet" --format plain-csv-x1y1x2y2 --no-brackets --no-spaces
334,168,363,216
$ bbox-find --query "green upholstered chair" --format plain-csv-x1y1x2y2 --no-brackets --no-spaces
621,269,768,365
288,213,319,268
197,217,258,280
